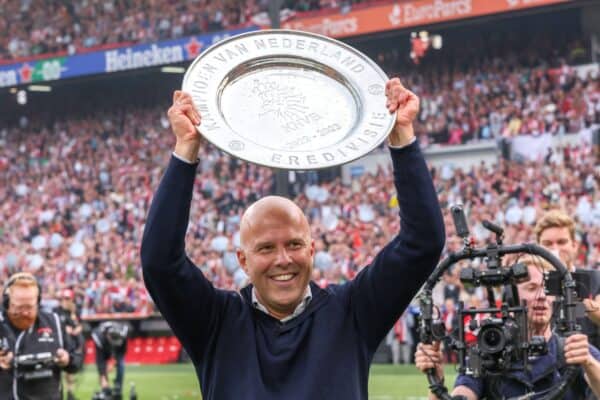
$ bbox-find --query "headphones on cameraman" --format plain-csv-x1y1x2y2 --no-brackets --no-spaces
2,272,42,310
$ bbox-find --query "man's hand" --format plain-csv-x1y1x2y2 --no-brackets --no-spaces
54,348,70,368
0,351,13,370
584,295,600,326
565,333,594,367
385,78,419,147
415,342,444,381
168,90,202,162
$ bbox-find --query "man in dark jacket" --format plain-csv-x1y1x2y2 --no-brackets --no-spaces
53,289,84,400
91,321,129,398
141,78,445,399
0,272,83,400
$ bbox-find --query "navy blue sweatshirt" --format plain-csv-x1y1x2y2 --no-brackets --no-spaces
141,141,445,399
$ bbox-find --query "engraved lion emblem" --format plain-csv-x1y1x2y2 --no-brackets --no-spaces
252,79,309,122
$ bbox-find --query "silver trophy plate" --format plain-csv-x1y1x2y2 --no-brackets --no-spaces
182,29,395,170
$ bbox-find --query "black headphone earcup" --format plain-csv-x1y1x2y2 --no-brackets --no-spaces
3,290,9,310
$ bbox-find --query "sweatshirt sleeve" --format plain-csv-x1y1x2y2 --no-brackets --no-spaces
350,141,445,351
140,156,224,362
61,324,83,374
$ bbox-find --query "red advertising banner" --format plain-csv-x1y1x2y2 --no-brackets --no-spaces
282,0,572,38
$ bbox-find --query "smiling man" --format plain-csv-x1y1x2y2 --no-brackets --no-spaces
237,196,314,321
140,78,445,400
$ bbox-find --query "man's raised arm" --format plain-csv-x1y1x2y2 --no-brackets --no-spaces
351,79,445,350
141,91,222,359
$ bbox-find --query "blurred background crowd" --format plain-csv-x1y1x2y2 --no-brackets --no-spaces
0,0,373,61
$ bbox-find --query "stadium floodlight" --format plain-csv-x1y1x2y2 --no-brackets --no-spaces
161,66,186,74
27,85,52,92
16,90,27,105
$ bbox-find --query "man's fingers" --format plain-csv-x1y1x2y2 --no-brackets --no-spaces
387,101,398,114
180,105,200,125
178,92,193,101
385,78,402,98
388,77,401,88
172,93,201,124
566,334,588,345
566,348,589,357
173,90,183,104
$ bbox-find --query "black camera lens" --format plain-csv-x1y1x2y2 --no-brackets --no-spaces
479,326,505,354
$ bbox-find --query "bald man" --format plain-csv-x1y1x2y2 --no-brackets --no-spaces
141,78,445,400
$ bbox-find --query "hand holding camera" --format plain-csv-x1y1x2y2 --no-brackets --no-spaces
54,348,70,368
0,350,13,370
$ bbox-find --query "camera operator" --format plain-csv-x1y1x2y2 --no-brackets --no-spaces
415,256,600,400
54,289,84,400
535,210,600,348
0,272,83,400
91,321,129,398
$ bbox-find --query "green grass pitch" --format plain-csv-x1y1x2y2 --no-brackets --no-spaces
70,364,458,399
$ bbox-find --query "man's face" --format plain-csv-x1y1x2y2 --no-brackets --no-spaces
7,286,38,331
61,297,71,308
538,226,577,268
237,199,314,319
518,265,554,328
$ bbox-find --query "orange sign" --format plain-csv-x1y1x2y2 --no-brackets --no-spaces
282,0,571,38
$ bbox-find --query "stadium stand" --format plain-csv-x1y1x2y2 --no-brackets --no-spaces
0,0,379,62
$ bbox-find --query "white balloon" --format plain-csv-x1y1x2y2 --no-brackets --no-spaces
79,203,92,219
49,233,64,248
96,219,110,233
322,213,338,231
69,241,86,258
211,236,228,252
27,254,44,270
233,268,248,287
5,254,18,268
233,231,241,248
31,235,47,250
358,204,375,222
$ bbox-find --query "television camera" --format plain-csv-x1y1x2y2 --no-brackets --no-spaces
14,351,57,381
417,205,581,400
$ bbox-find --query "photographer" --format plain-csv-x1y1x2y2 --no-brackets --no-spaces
54,289,84,400
415,256,600,400
91,321,129,398
0,272,83,400
535,210,600,348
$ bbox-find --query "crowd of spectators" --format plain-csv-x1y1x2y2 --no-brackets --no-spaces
0,0,372,61
372,31,599,146
0,95,598,318
0,0,257,61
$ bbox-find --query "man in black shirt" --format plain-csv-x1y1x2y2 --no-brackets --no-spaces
54,289,84,400
0,273,82,400
91,321,129,398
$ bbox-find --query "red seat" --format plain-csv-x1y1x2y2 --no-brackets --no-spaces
141,337,156,363
166,336,182,363
84,340,96,364
125,338,142,363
